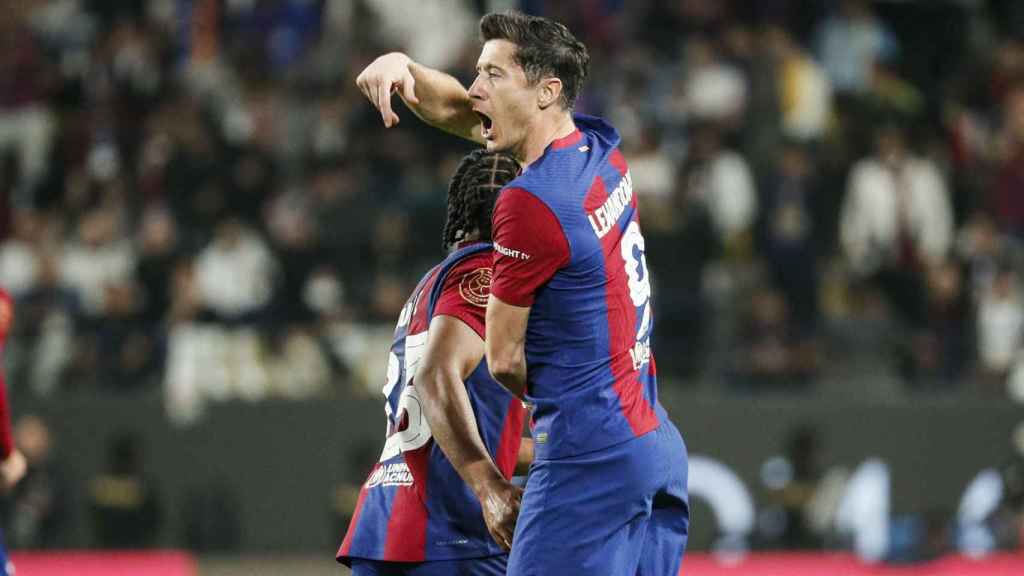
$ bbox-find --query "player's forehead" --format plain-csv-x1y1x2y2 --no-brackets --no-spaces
476,39,520,71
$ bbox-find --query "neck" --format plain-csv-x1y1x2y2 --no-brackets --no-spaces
518,111,576,168
450,232,482,253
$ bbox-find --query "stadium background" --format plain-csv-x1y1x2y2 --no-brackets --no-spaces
0,0,1023,574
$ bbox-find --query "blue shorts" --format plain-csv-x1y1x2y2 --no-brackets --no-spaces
507,421,689,576
349,555,507,576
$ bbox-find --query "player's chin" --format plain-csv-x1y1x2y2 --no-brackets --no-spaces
483,136,510,153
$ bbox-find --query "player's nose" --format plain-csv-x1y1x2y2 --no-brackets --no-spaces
468,75,486,100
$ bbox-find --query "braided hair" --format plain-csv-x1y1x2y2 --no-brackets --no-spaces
442,150,522,250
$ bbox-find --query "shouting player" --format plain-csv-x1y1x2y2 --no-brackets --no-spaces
0,289,28,576
337,150,528,575
356,10,689,575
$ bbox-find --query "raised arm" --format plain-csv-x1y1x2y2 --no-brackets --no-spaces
415,314,521,550
355,52,483,144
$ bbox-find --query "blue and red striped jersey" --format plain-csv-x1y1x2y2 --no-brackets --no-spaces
490,114,661,460
337,243,525,564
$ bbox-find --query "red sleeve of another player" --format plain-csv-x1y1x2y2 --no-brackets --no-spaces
490,188,570,307
0,292,15,458
433,253,491,339
0,370,12,459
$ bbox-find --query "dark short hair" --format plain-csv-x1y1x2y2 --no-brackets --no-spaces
479,11,590,110
443,150,522,250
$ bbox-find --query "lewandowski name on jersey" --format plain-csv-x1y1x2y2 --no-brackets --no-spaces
588,170,633,239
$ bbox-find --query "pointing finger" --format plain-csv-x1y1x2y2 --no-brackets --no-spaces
401,71,419,105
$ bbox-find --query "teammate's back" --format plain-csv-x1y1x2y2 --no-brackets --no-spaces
338,150,528,576
338,245,523,564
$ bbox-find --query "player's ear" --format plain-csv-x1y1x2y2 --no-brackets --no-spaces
537,78,563,110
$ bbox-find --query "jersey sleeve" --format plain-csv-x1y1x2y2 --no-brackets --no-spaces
433,253,491,339
490,187,571,307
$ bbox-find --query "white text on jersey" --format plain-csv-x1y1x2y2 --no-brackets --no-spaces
365,463,414,488
588,171,633,239
630,339,651,371
494,241,531,261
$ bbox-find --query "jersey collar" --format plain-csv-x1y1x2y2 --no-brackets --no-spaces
549,128,583,150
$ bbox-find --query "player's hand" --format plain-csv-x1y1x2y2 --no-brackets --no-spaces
355,52,420,128
0,449,27,492
479,479,523,551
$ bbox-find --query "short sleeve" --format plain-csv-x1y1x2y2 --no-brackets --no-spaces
490,188,570,307
433,254,491,339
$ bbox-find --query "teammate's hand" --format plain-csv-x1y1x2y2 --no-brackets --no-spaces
0,449,27,492
355,52,421,128
479,479,523,551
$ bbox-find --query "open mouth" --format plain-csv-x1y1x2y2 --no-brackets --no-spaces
476,111,494,139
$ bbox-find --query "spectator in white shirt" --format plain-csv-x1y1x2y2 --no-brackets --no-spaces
194,218,277,322
977,266,1024,388
677,121,758,255
841,124,953,276
840,124,953,327
0,210,43,297
60,210,135,318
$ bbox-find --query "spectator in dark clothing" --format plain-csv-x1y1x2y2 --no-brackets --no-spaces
759,425,827,550
906,260,972,387
266,194,322,326
135,206,180,328
0,2,55,204
163,98,225,246
3,415,70,549
89,432,162,548
731,286,818,390
224,146,276,230
991,86,1024,238
308,159,378,307
757,141,826,331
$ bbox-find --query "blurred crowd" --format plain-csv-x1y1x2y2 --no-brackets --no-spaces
2,0,1024,415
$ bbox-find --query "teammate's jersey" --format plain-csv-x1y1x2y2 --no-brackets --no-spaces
490,114,661,460
337,243,525,565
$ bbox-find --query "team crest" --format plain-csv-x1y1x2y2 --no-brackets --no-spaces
459,268,491,307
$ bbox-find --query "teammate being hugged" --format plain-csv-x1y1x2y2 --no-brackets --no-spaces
0,289,28,576
357,10,690,575
337,150,530,576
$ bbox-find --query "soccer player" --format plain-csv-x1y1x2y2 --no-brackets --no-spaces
0,289,28,576
337,150,528,575
356,10,689,575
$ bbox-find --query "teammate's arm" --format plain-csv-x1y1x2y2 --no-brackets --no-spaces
355,52,484,143
0,293,26,492
485,296,530,398
515,437,534,476
415,314,521,551
0,374,25,491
